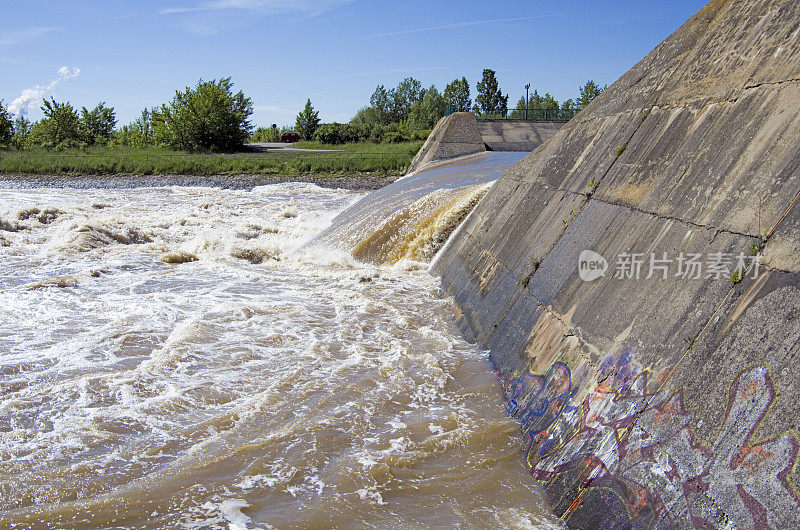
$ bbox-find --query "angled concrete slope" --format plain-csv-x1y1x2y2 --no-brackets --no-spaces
434,0,800,527
407,113,565,174
478,120,563,152
406,112,486,174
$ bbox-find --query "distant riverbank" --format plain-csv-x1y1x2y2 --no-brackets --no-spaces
0,141,422,189
0,172,398,191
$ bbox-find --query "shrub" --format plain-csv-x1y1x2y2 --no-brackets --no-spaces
79,102,116,145
151,78,253,152
381,131,404,144
251,126,280,142
27,98,82,149
12,115,32,149
367,123,386,143
314,122,361,144
0,100,12,148
111,108,155,148
312,120,430,145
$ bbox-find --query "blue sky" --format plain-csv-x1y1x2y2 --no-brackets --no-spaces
1,0,709,127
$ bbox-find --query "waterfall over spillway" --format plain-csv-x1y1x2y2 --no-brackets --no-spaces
313,151,527,265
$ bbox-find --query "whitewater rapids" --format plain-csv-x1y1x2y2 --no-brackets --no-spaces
0,183,559,528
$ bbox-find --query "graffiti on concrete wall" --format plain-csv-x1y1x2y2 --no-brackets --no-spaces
501,352,800,528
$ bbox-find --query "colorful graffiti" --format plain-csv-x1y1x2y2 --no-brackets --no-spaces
502,353,800,528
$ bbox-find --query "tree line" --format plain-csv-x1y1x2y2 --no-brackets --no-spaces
0,77,254,152
0,71,607,151
0,98,117,150
273,70,606,145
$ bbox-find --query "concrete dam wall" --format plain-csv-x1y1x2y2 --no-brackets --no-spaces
433,0,800,527
478,120,562,152
407,113,563,174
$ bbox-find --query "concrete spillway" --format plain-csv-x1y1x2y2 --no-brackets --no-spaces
315,151,526,264
477,120,562,152
430,0,800,527
406,113,562,174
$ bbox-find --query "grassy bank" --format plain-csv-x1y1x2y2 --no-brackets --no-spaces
0,141,424,178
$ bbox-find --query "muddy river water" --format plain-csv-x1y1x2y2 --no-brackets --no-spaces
0,176,559,528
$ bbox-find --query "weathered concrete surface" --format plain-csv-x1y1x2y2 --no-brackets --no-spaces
406,112,486,174
407,113,565,174
434,0,800,527
478,120,563,152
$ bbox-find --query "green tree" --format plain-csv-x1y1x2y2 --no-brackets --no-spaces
113,108,155,147
409,86,445,129
0,100,12,147
350,106,385,141
515,89,559,112
152,77,253,152
350,107,390,143
27,98,81,148
12,115,32,148
443,77,471,112
561,99,576,111
295,98,321,140
79,102,117,145
369,85,392,125
577,80,606,110
134,108,154,146
540,93,559,110
388,77,423,122
476,69,508,116
351,106,382,127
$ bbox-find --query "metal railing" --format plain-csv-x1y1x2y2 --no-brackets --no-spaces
479,108,579,122
444,105,578,122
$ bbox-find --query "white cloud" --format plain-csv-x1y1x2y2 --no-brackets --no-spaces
57,66,81,79
8,66,81,116
0,26,57,47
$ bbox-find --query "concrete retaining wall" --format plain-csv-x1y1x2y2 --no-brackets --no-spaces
478,120,562,152
434,0,800,527
406,112,486,174
407,113,565,174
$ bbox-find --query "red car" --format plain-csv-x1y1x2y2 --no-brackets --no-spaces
280,131,302,143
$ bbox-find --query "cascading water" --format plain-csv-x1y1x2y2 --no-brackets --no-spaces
316,151,526,265
0,155,558,528
351,182,493,265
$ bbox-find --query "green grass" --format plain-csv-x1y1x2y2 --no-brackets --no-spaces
0,142,425,178
290,140,423,154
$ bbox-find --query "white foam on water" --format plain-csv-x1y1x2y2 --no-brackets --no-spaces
0,182,561,528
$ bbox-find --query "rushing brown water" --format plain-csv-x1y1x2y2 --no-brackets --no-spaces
0,178,560,528
318,152,527,266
